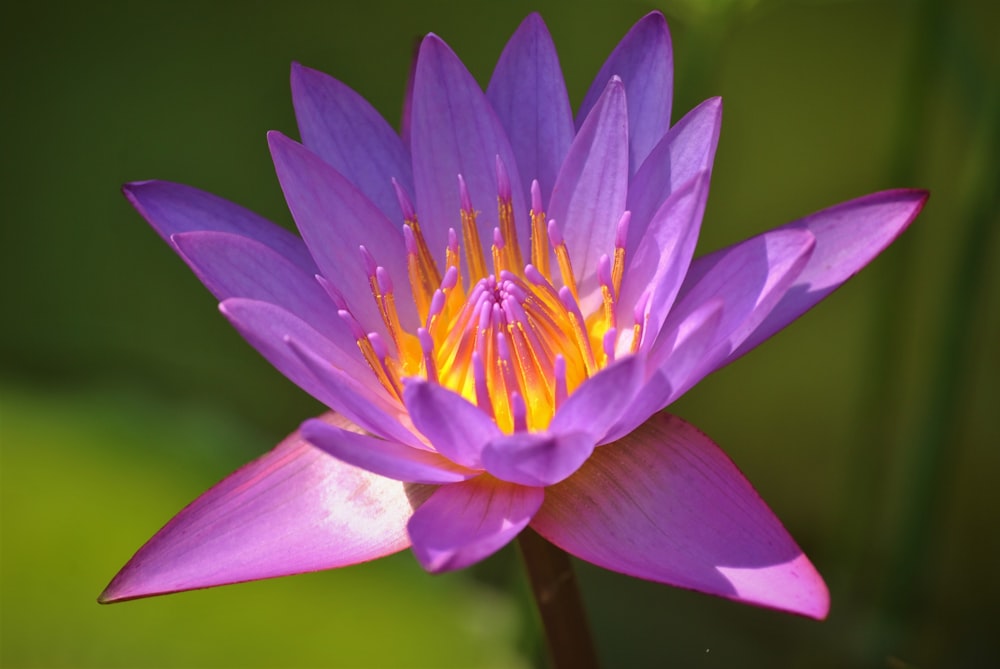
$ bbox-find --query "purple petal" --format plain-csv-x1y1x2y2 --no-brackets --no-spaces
286,337,425,449
726,189,929,362
123,180,316,274
549,355,644,442
548,76,628,312
577,11,673,175
410,34,528,267
407,477,543,573
655,228,817,397
627,97,722,251
291,63,413,222
481,431,595,487
100,414,416,602
619,170,711,351
486,13,574,200
267,131,416,333
220,298,375,405
532,412,829,619
301,418,473,485
402,380,501,468
171,231,347,342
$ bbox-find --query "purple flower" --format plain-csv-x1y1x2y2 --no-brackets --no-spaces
101,12,926,619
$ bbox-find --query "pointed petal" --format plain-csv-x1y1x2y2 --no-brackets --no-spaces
549,355,644,442
627,97,722,250
486,13,573,199
291,63,413,222
549,77,628,312
408,477,543,573
301,418,473,484
287,338,423,448
532,413,829,619
100,414,415,602
577,11,673,174
410,34,528,265
172,231,346,342
220,298,373,405
727,189,929,361
402,380,501,469
481,431,594,487
268,131,416,332
656,228,816,397
123,180,316,273
619,170,711,350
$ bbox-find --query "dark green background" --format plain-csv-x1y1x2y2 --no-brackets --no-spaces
2,0,997,667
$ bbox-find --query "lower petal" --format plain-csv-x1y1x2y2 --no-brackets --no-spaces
407,477,543,573
531,413,829,619
100,413,417,602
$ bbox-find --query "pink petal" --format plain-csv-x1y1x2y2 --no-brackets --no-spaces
407,477,543,573
481,431,595,487
549,355,644,442
301,418,474,485
548,76,628,313
291,63,414,222
532,412,829,619
100,414,416,602
410,34,528,267
486,13,574,199
402,380,501,469
171,231,347,344
123,180,316,274
725,189,929,362
577,11,673,175
267,131,416,333
626,97,722,251
219,298,372,405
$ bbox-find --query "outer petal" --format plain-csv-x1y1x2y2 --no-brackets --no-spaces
301,418,473,485
577,11,673,175
486,13,574,200
410,34,528,267
725,189,929,362
407,477,543,573
291,63,413,222
548,76,628,312
123,180,316,274
100,414,416,602
172,231,348,345
402,380,502,469
532,413,829,619
627,97,722,251
268,131,416,333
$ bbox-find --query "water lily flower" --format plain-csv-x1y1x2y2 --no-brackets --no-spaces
101,11,926,621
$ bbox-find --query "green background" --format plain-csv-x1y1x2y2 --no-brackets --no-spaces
2,0,997,667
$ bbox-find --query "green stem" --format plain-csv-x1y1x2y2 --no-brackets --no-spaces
517,529,599,669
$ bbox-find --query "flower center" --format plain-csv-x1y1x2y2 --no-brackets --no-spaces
342,163,641,434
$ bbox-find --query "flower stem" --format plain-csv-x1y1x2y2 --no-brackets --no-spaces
517,528,599,669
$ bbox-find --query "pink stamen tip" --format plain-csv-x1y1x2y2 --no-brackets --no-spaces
633,290,651,324
472,351,493,416
524,264,546,286
447,227,459,252
338,309,366,340
441,265,459,291
603,328,618,362
495,155,511,201
316,275,348,310
392,178,416,221
530,179,543,212
458,174,473,212
598,254,613,289
417,327,438,383
615,211,631,249
427,289,446,325
359,245,377,277
496,330,511,361
547,219,564,246
367,332,388,360
558,285,582,315
493,226,504,248
376,266,393,293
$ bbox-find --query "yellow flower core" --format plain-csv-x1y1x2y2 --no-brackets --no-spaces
347,172,639,434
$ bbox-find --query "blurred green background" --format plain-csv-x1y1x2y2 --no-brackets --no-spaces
2,0,997,667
